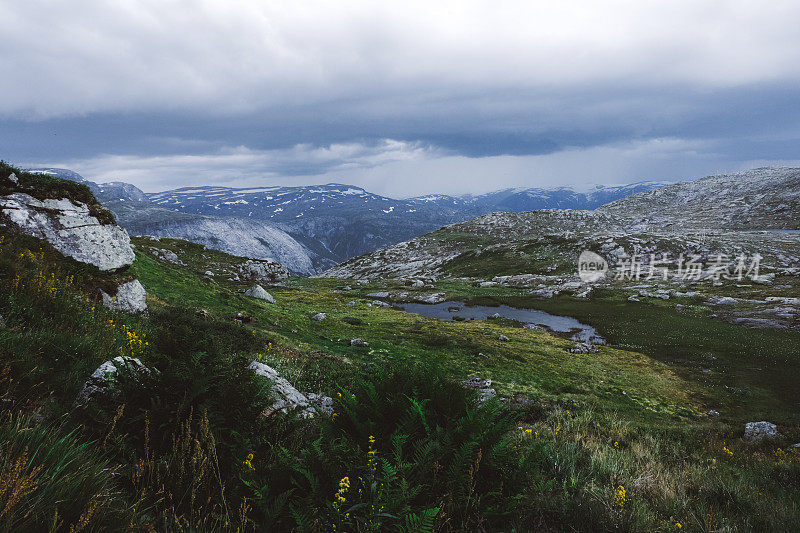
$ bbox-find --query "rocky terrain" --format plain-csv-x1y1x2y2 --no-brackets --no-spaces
323,168,800,332
598,166,800,231
325,167,800,277
27,169,321,274
3,162,800,531
0,164,147,312
28,167,666,272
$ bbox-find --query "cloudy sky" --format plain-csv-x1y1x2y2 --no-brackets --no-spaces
2,1,799,196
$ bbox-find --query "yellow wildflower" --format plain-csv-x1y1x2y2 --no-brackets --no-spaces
614,485,626,508
722,445,733,457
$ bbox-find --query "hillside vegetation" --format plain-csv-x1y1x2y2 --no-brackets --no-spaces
1,228,799,531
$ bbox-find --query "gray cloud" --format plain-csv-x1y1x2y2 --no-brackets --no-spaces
3,1,800,194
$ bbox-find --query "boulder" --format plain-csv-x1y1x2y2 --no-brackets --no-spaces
367,291,389,298
461,377,497,403
347,300,357,306
744,421,779,441
7,173,18,184
311,313,327,321
249,361,316,418
371,300,391,308
244,284,275,303
150,248,184,265
1,193,134,271
419,293,446,304
531,289,554,299
75,356,151,405
706,296,738,306
306,393,334,415
765,296,800,305
238,259,288,284
101,280,147,313
350,338,369,347
498,334,510,342
575,287,592,298
569,342,600,354
639,290,669,300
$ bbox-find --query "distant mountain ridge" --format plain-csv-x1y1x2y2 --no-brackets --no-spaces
26,168,320,274
322,167,800,280
26,167,669,273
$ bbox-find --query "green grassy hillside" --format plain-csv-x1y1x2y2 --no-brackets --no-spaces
0,232,798,531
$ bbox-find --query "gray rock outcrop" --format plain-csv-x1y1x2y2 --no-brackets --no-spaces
419,293,446,304
150,248,184,265
744,421,779,441
238,259,288,284
569,342,600,354
461,377,497,403
75,356,151,405
249,361,332,418
1,193,135,271
244,284,275,302
101,280,148,313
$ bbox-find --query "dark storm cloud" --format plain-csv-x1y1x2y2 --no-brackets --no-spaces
1,1,799,193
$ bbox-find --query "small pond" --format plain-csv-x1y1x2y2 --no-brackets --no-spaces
397,301,604,344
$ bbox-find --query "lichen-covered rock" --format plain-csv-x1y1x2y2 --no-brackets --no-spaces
367,291,389,298
531,289,554,299
101,280,147,313
706,296,738,306
418,293,446,304
306,393,334,415
1,193,135,270
244,284,275,302
238,259,288,283
75,356,151,405
150,248,184,265
249,361,321,418
461,377,497,403
744,421,779,441
569,342,600,354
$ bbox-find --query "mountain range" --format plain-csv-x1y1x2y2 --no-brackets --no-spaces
323,167,800,280
27,167,667,273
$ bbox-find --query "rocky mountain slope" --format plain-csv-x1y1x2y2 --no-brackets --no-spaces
27,169,320,275
148,181,667,264
28,168,666,273
598,167,800,230
322,167,800,281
